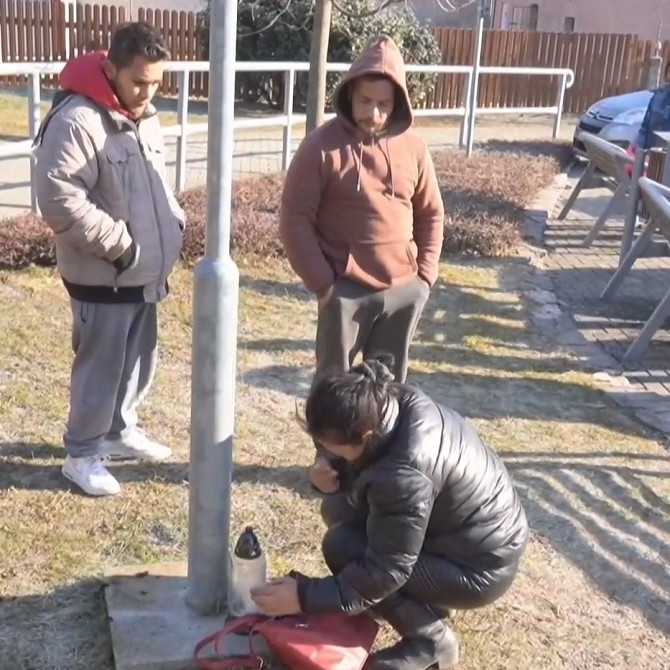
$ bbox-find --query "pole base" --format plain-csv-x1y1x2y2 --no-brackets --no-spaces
105,563,268,670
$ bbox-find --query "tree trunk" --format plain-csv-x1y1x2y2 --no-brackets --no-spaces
306,0,332,134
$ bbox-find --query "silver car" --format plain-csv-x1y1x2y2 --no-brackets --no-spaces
573,89,652,157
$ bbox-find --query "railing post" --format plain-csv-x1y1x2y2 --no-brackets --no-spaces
28,72,41,214
553,73,567,139
282,67,296,172
176,69,190,193
620,147,646,265
459,70,472,149
466,7,485,158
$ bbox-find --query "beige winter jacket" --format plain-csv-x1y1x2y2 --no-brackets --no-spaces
35,71,184,303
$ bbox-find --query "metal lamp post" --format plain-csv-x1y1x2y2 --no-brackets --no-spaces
466,0,486,157
186,0,240,615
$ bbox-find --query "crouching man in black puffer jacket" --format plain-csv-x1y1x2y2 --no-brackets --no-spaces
251,359,529,670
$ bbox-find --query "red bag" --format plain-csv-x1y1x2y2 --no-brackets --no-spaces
194,612,379,670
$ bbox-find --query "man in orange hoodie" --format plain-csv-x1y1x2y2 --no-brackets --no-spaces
280,36,444,387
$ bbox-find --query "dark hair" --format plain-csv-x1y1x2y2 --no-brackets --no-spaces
305,358,396,445
108,22,170,69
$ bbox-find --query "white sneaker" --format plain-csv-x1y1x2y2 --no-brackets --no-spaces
102,431,172,462
62,456,121,496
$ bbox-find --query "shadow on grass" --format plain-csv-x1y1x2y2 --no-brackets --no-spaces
0,445,189,493
240,275,312,303
0,579,114,669
502,451,670,634
0,443,318,500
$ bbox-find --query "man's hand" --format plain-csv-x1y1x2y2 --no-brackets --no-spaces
309,456,339,494
112,240,137,273
317,284,335,308
251,577,301,616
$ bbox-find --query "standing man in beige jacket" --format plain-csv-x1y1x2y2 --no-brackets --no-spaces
34,23,185,496
280,36,444,387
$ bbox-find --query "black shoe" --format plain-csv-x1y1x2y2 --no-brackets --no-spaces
366,624,459,670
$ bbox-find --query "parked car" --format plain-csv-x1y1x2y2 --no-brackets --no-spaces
573,89,653,157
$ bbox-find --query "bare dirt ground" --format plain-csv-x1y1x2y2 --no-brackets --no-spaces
1,253,668,669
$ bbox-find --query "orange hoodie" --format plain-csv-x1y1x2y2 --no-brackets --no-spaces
280,36,445,294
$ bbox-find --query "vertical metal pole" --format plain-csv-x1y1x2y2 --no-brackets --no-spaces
282,67,296,172
187,0,240,616
553,73,567,139
459,71,472,149
466,2,485,157
28,73,41,214
176,69,190,193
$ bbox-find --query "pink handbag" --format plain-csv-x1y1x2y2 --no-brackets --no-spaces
194,612,379,670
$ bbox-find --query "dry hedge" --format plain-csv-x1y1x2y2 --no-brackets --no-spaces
0,144,569,270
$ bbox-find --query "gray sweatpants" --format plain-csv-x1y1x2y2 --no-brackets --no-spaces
64,299,158,458
315,276,429,383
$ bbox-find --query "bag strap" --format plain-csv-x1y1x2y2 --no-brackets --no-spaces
194,614,267,670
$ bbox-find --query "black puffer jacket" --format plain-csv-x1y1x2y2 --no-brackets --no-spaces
300,387,528,614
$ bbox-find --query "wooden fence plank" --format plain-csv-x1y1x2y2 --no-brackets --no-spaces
34,0,42,61
16,0,24,64
501,29,516,108
101,4,109,49
92,3,100,50
7,0,16,65
110,3,117,29
25,1,33,61
0,0,8,65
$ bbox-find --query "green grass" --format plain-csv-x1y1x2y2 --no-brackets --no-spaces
0,256,668,669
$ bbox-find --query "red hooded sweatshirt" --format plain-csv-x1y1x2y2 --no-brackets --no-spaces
280,37,445,294
58,51,132,118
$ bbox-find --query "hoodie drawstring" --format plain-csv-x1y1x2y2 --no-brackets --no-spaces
356,141,364,192
384,137,395,198
354,136,395,198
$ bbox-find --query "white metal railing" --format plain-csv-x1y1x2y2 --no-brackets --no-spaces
0,60,574,211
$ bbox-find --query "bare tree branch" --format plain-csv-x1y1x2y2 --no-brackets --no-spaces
332,0,406,20
433,0,480,13
238,0,294,38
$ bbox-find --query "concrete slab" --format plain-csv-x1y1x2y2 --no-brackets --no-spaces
105,563,271,670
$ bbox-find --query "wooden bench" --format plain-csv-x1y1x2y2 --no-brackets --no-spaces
601,177,670,365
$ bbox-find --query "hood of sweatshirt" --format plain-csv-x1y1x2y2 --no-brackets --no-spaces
59,51,133,119
334,36,413,137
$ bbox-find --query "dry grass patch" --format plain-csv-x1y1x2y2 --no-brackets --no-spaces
1,254,668,669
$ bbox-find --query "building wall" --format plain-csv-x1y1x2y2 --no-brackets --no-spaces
493,0,670,41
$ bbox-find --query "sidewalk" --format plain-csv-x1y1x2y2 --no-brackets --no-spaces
540,170,670,436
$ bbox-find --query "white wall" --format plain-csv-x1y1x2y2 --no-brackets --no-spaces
494,0,670,42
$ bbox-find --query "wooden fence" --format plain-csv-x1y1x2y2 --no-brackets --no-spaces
1,0,669,112
431,28,670,113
